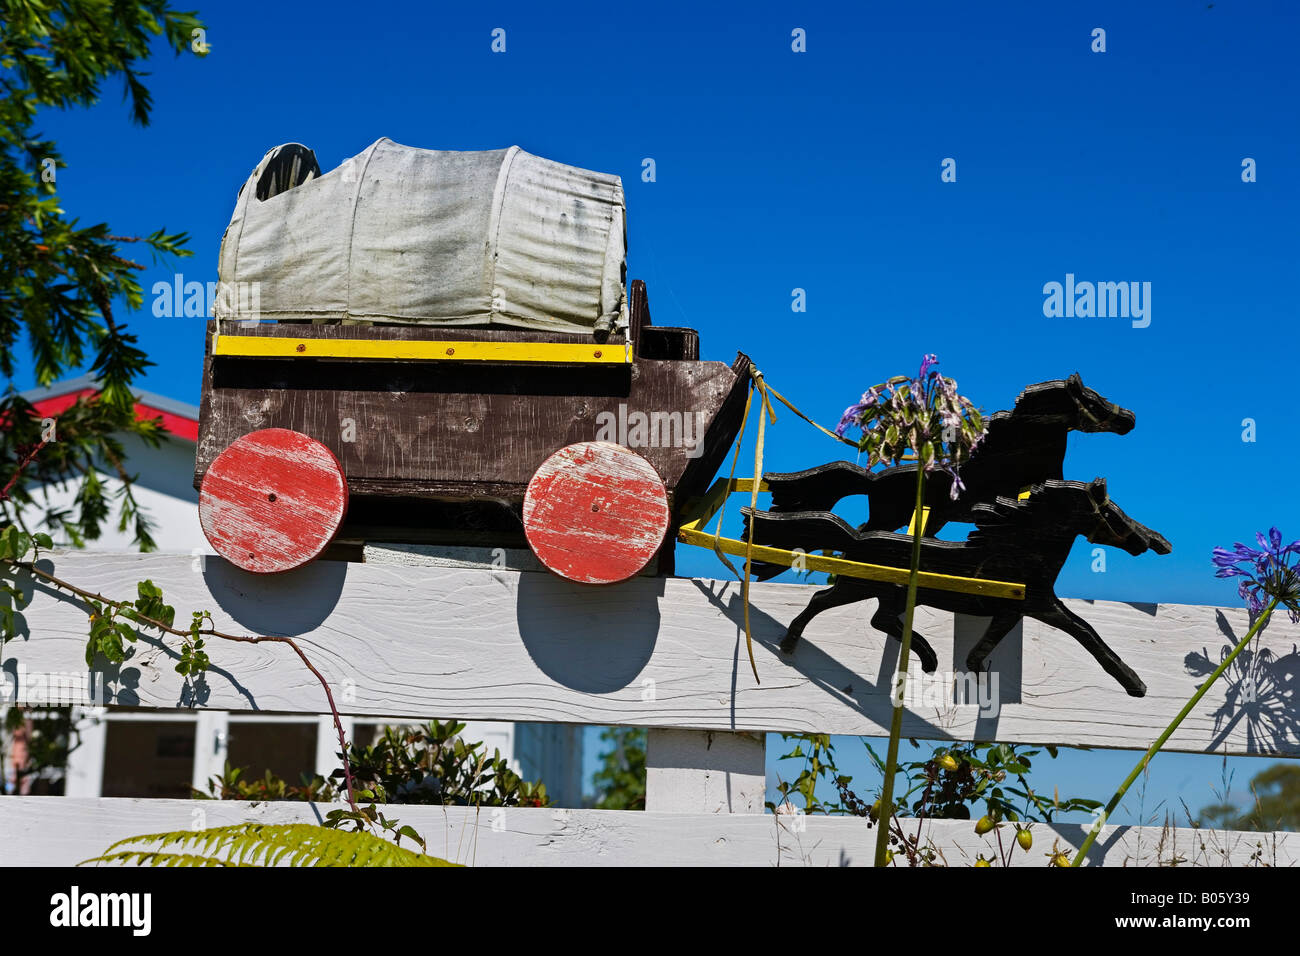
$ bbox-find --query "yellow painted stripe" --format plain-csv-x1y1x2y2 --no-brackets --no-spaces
214,335,633,364
906,506,931,536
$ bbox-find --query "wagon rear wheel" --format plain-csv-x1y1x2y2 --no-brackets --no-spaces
199,428,348,574
523,441,670,584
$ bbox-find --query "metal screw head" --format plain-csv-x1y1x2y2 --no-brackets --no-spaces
295,343,306,352
446,347,455,356
593,350,602,358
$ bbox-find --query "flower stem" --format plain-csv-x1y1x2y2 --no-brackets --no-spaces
1070,597,1277,866
874,464,926,867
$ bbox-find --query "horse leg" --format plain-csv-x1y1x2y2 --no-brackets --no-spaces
781,580,866,653
1034,599,1147,697
869,598,939,673
964,609,1025,675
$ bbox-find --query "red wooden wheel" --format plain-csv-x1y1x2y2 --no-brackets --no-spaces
523,441,670,584
199,428,348,574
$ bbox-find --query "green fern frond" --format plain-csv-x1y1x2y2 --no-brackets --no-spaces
80,824,459,867
84,851,251,867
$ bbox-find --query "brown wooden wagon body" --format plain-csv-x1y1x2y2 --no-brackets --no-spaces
195,281,752,574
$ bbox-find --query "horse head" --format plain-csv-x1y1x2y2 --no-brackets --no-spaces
1066,374,1136,434
1011,374,1136,435
1068,478,1172,556
972,479,1171,559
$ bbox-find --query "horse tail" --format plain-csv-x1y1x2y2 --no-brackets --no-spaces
741,507,864,555
765,461,875,513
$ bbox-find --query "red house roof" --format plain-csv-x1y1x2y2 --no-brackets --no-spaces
19,375,200,442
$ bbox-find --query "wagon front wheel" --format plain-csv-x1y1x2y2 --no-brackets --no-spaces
198,428,348,574
523,441,670,584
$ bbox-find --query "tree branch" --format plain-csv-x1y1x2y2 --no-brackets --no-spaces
6,557,360,814
1,439,48,501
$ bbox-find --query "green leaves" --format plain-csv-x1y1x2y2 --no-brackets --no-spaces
176,610,210,678
317,719,552,812
81,823,459,868
0,527,26,562
769,733,849,815
79,578,179,667
85,599,133,666
1,2,205,549
591,725,646,811
133,578,174,627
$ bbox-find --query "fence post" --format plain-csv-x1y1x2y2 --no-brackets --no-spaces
644,729,766,813
191,710,229,794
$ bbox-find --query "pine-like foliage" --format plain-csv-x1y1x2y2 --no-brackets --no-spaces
81,823,459,867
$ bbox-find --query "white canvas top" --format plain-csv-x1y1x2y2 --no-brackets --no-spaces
217,139,627,335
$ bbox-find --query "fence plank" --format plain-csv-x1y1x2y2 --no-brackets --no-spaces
4,553,1297,755
1,797,1291,867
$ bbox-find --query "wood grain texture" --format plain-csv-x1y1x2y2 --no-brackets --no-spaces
523,441,669,584
3,797,1292,867
6,553,1298,755
198,428,348,573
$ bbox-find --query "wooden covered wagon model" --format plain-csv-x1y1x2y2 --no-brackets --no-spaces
196,139,751,582
195,138,1167,696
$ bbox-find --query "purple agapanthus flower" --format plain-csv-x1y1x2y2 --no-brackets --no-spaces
835,354,986,500
835,386,881,437
1212,528,1300,623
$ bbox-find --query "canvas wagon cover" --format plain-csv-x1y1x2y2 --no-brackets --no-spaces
217,138,628,335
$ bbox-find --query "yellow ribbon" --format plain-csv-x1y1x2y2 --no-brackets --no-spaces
711,368,776,683
709,367,864,684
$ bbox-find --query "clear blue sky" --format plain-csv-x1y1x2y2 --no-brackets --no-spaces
11,0,1298,823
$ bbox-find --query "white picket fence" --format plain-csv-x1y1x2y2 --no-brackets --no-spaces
2,552,1297,866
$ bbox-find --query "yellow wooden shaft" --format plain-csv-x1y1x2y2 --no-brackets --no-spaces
678,526,1025,599
677,477,1026,601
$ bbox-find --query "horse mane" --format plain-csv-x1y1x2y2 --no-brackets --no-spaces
1012,378,1074,410
976,378,1074,431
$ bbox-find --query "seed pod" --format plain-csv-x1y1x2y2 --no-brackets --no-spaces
975,815,995,835
1017,828,1033,851
974,858,991,868
938,754,959,773
1051,852,1070,867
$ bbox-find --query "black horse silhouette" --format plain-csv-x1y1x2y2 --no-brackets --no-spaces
761,373,1135,541
743,479,1171,697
